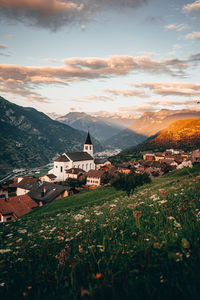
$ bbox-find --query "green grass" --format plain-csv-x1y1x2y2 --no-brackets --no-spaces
0,165,200,300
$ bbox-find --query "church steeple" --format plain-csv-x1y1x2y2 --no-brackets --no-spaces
84,132,93,157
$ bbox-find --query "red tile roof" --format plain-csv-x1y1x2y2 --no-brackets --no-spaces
86,170,105,178
0,195,38,218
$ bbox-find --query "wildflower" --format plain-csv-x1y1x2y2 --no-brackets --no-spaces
159,200,168,205
0,249,11,254
18,229,27,234
79,245,84,253
167,216,175,220
0,282,5,287
74,214,84,221
96,273,102,279
81,288,90,297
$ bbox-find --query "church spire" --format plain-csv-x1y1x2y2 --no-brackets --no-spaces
84,131,93,157
85,131,92,145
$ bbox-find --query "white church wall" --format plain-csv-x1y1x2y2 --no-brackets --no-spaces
72,160,95,172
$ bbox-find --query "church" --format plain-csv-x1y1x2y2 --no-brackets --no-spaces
48,132,95,181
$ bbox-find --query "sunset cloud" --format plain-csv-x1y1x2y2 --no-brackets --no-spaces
0,43,8,49
186,32,200,40
134,82,200,97
183,1,200,13
165,23,189,31
104,88,148,98
0,53,198,102
0,0,147,30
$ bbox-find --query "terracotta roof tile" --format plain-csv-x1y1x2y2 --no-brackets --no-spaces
0,195,38,217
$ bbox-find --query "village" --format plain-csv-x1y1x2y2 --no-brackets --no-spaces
0,132,200,223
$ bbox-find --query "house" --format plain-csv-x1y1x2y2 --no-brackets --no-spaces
48,132,95,181
65,168,85,180
28,182,73,205
143,153,155,161
86,170,106,187
154,153,165,161
191,149,200,163
0,194,38,222
13,176,40,196
40,174,57,183
94,158,111,170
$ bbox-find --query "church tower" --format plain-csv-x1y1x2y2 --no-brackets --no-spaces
84,132,93,157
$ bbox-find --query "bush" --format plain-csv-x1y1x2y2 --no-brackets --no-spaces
111,172,151,196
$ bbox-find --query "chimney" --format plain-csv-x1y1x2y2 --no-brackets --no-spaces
41,186,46,197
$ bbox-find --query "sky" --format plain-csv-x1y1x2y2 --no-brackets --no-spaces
0,0,200,117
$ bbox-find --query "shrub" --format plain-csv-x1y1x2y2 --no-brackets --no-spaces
111,172,151,196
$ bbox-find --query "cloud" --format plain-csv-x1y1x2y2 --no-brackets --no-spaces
119,98,200,116
104,88,148,98
186,31,200,40
165,23,189,31
0,53,199,102
183,1,200,13
0,0,148,30
134,82,200,97
0,43,8,49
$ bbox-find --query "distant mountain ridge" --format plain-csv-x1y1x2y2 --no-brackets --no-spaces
116,118,200,161
106,109,200,150
147,118,200,150
56,112,134,142
0,97,103,174
129,109,200,136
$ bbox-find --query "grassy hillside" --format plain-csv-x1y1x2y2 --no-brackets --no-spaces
0,165,200,299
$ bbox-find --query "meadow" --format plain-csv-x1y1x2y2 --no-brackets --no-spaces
0,165,200,300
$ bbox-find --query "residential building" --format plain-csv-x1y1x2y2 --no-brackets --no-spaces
0,194,38,222
86,170,105,186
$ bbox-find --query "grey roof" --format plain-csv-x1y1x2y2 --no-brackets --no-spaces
66,152,93,162
54,155,70,162
28,182,71,203
85,132,92,145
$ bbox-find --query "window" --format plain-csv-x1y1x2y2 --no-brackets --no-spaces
90,146,92,150
85,146,88,150
61,166,63,172
6,217,12,221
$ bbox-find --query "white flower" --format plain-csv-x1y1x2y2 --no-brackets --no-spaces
18,229,27,234
74,214,84,221
0,249,11,254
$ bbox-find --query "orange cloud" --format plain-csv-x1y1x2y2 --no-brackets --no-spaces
186,32,200,40
104,88,147,98
134,82,200,97
0,0,147,30
0,54,198,102
183,1,200,13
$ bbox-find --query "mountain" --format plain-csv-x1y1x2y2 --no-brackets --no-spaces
56,112,134,142
115,118,200,162
106,109,200,150
129,109,200,136
146,118,200,150
0,97,103,174
104,128,147,150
